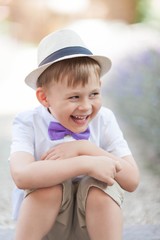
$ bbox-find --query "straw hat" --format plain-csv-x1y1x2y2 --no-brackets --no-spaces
25,29,112,89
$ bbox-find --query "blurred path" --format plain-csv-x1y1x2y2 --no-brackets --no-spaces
1,225,160,240
1,226,160,240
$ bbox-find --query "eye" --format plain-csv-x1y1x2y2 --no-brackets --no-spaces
90,92,100,98
68,96,79,101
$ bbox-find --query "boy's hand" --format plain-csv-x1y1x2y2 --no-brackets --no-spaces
41,141,81,160
87,156,122,186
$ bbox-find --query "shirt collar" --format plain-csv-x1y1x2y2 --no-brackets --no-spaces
41,106,58,126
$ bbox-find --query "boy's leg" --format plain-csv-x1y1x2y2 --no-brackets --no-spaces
44,180,74,240
15,185,63,240
75,177,124,240
86,187,123,240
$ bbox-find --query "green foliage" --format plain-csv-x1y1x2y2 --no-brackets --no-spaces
136,0,150,22
136,0,160,30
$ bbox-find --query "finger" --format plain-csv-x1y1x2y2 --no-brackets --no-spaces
41,147,56,160
49,156,61,160
106,177,115,186
41,152,47,160
45,153,58,160
115,161,122,172
41,150,53,160
112,168,116,179
42,150,58,160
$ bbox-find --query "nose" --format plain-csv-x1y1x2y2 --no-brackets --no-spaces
78,99,91,111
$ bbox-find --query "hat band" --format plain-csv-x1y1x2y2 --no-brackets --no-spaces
39,46,93,67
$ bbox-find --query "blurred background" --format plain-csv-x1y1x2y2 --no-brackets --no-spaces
0,0,160,232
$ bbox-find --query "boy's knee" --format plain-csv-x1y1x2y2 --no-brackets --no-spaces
27,184,63,203
86,186,111,209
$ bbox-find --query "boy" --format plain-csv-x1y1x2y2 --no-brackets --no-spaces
10,29,140,240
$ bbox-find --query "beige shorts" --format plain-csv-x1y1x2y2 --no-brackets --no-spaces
26,177,124,240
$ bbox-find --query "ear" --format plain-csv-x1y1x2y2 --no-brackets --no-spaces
36,87,49,108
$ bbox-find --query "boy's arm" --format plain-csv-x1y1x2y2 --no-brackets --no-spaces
10,151,121,190
42,140,140,192
75,140,140,192
77,140,140,192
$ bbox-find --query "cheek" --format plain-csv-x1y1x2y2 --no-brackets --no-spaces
91,100,101,118
49,103,62,117
50,103,72,118
95,98,102,109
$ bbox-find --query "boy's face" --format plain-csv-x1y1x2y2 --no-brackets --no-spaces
43,72,102,133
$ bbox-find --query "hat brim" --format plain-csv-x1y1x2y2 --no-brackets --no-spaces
25,54,111,90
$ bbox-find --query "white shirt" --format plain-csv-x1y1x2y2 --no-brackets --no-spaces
10,105,131,219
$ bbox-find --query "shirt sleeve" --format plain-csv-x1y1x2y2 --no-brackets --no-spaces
100,109,132,157
9,112,35,220
10,112,35,156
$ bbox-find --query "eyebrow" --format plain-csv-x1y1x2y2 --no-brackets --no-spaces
65,92,81,97
65,88,100,96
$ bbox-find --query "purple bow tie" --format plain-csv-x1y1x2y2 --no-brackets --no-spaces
48,122,90,140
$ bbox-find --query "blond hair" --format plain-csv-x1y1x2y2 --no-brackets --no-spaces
37,57,101,88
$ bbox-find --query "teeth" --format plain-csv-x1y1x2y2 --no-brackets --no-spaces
74,115,86,120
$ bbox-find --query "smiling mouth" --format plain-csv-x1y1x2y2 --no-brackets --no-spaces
71,115,89,122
